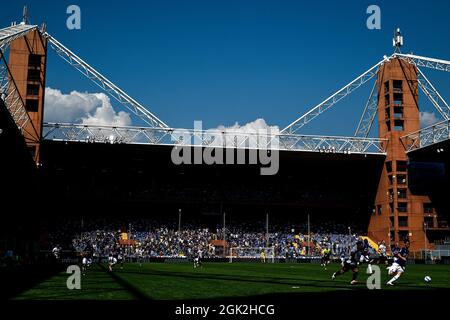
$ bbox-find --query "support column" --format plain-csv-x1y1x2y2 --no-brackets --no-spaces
368,57,431,252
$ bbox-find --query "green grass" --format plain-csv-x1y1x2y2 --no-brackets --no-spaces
14,262,450,300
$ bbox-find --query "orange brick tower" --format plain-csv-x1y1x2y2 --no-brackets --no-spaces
8,21,47,164
368,31,432,251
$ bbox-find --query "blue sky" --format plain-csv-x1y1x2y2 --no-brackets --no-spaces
2,0,450,135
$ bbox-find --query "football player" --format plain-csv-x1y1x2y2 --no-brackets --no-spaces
82,254,88,275
377,240,388,265
332,241,364,285
52,245,61,260
194,248,203,268
387,240,409,286
117,251,124,269
321,247,331,270
108,254,117,272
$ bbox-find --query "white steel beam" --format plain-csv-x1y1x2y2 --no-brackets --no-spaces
401,120,450,152
354,80,379,137
0,23,37,51
281,56,390,134
43,122,388,155
416,67,450,120
44,33,169,129
395,53,450,73
0,51,39,141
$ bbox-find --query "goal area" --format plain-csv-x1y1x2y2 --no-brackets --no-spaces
228,247,275,263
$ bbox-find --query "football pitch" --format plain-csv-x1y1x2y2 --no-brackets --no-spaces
13,262,450,300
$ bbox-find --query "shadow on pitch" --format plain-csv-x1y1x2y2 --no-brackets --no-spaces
98,264,152,300
113,267,362,292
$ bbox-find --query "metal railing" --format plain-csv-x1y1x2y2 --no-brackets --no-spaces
42,122,388,155
409,250,450,260
0,23,37,51
401,120,450,152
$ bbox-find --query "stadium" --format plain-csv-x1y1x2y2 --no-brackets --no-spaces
1,2,450,317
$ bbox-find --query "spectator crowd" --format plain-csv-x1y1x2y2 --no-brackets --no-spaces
58,218,364,260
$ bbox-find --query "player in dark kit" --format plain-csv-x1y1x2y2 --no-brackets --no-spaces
361,239,373,274
332,241,364,285
387,240,409,285
117,251,124,270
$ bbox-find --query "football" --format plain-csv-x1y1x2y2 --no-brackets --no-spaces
424,276,432,283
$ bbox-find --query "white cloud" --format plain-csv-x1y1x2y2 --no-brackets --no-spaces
420,111,440,127
214,118,279,135
173,118,279,148
44,88,132,126
213,119,279,148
